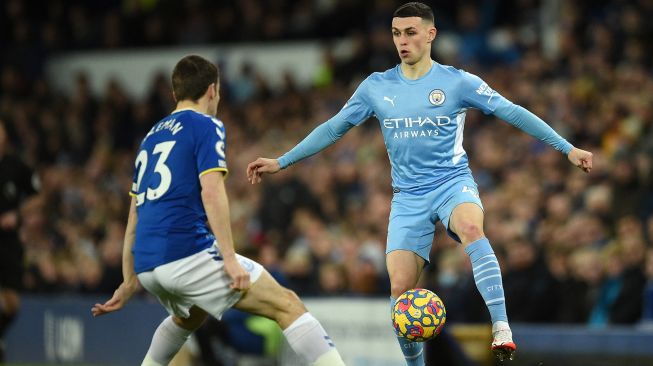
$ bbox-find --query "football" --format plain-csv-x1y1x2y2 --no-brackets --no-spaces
392,288,446,342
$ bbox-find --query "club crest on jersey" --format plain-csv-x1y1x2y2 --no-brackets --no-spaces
429,89,445,105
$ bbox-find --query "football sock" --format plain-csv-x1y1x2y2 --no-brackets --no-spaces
142,316,192,366
282,312,344,365
141,354,164,366
391,296,425,366
464,238,508,323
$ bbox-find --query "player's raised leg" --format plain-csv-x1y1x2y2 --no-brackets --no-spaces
233,270,345,366
387,250,426,366
141,306,208,366
449,203,516,361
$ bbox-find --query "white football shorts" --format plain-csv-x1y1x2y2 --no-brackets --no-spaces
137,244,264,319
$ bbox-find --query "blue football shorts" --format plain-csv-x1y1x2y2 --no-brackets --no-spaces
386,174,484,263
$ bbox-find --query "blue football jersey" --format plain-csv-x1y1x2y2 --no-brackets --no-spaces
336,63,504,193
130,109,228,273
278,61,572,194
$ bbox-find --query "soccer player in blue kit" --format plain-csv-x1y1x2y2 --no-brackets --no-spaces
247,2,593,364
92,55,345,366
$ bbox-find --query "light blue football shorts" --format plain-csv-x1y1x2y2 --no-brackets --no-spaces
386,174,483,263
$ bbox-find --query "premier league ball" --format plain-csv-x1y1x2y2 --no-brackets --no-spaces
392,288,446,342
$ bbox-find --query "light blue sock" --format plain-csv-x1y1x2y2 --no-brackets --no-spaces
391,296,425,366
464,238,508,324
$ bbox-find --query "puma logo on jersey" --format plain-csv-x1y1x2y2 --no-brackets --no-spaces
384,96,397,107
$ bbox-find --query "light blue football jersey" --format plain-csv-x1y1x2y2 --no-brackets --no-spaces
278,62,572,194
333,63,503,193
130,109,228,273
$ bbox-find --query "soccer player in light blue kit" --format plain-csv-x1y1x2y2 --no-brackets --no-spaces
248,2,593,364
92,55,345,366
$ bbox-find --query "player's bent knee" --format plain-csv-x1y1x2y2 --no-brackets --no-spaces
455,221,484,243
268,288,307,327
391,281,414,299
279,288,307,316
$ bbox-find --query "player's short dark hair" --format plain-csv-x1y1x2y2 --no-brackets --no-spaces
172,55,219,102
393,2,434,24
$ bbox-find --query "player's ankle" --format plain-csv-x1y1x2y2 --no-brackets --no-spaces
492,320,510,333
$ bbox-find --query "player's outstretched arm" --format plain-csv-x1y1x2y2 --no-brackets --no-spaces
200,171,251,291
567,147,593,173
92,197,140,316
246,158,280,184
247,79,371,184
246,107,362,185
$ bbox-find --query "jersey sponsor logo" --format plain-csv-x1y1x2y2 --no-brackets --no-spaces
383,95,397,107
428,89,446,105
476,83,496,105
383,116,451,139
476,82,496,97
383,116,451,128
392,129,440,139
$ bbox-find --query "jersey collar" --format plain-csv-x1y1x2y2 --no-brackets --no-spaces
170,108,198,114
397,60,436,84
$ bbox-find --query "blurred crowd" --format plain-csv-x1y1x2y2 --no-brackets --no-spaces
1,0,653,327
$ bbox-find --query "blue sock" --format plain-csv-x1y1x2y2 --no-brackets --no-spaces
464,238,508,324
391,296,425,366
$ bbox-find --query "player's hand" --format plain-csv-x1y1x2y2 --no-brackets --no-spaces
224,256,250,291
567,147,593,173
246,158,281,184
91,280,138,317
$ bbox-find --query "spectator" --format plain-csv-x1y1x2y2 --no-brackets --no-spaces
0,120,38,361
0,0,650,328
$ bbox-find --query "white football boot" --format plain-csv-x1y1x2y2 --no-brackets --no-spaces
491,321,517,361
